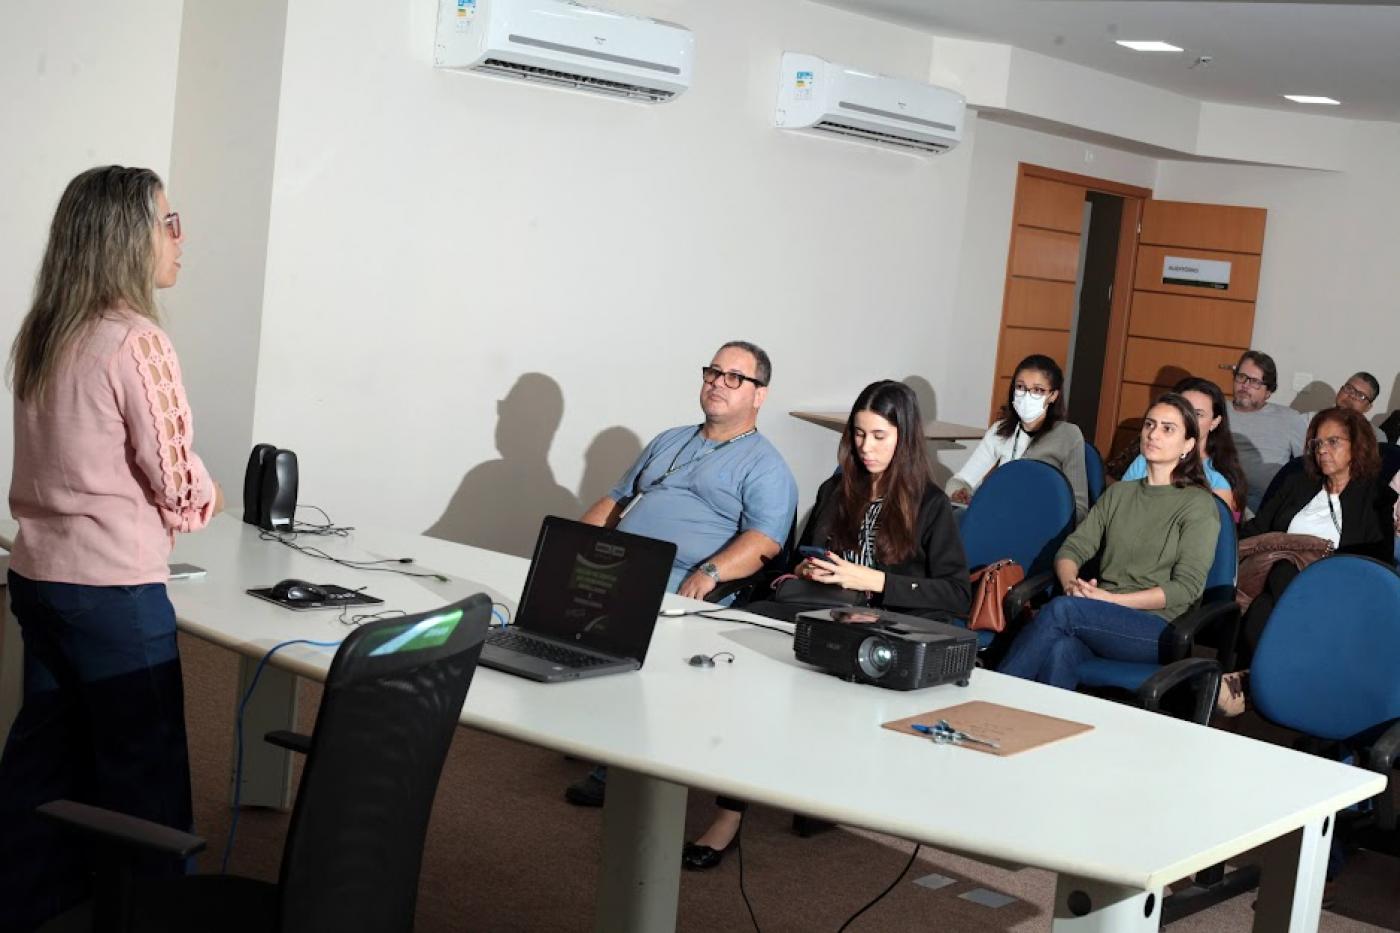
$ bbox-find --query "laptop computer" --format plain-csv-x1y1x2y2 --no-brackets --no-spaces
479,516,677,683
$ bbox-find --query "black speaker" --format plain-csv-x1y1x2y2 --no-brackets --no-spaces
258,449,299,531
243,443,276,525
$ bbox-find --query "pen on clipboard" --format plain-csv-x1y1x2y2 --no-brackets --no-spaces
910,721,1000,750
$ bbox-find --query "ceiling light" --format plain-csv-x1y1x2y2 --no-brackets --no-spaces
1283,95,1340,105
1115,40,1183,52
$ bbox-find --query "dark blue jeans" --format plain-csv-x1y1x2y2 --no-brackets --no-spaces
998,595,1169,690
0,572,192,933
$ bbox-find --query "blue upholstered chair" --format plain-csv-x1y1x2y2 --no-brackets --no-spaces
1073,495,1239,722
1083,442,1106,508
956,459,1076,651
1158,555,1400,920
1252,555,1400,745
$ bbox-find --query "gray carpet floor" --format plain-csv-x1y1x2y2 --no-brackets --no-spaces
180,635,1400,931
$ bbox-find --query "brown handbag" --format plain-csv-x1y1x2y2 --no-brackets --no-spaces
966,559,1025,633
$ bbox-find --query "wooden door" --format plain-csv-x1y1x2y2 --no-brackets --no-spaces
1105,201,1267,457
989,165,1150,437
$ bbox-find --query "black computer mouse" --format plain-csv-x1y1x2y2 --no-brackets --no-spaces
271,578,329,602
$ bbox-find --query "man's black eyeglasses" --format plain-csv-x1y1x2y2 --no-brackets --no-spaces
702,365,766,389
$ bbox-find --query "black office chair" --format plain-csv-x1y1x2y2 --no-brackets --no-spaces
37,595,492,933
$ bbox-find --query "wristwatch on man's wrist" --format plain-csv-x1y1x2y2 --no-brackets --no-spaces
699,561,721,582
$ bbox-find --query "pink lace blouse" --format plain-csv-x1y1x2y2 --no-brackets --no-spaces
9,307,216,585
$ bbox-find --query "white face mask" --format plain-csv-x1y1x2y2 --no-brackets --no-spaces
1013,392,1048,425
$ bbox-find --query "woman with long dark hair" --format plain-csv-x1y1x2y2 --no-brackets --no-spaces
1118,376,1248,516
680,380,970,871
947,354,1089,519
998,394,1220,690
0,166,222,930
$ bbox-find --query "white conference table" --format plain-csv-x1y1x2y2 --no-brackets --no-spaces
0,516,1385,933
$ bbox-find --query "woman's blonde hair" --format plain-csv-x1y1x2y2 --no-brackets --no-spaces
9,165,164,402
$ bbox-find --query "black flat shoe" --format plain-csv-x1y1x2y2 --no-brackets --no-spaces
564,773,606,807
682,842,728,871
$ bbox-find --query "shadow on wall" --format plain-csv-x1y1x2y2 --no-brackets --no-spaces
426,373,582,558
1288,380,1337,414
579,426,643,508
903,373,953,488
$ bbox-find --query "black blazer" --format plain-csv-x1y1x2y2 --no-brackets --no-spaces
1241,471,1397,564
801,475,971,620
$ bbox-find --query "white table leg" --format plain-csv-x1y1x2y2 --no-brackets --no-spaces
1252,816,1331,933
595,767,687,933
0,583,21,743
1053,876,1163,931
231,656,299,809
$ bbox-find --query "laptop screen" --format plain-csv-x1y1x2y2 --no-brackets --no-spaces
515,517,677,662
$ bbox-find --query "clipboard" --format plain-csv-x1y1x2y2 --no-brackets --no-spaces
882,700,1093,756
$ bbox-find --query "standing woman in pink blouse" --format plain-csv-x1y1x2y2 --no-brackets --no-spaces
0,166,222,932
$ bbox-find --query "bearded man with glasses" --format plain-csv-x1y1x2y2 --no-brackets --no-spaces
564,340,797,807
1228,349,1309,514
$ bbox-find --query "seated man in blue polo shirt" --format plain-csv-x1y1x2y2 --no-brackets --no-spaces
565,339,798,806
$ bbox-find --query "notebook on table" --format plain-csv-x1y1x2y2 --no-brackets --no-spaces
479,516,676,683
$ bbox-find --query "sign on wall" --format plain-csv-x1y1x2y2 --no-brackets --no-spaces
1162,256,1232,290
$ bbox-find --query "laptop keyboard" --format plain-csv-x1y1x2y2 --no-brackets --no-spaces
487,629,612,668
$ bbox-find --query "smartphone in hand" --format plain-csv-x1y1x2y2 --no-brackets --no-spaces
797,545,830,561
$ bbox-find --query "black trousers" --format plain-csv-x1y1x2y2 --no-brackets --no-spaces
1238,560,1301,668
0,573,193,933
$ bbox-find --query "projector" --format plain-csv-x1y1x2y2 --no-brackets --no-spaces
793,608,978,691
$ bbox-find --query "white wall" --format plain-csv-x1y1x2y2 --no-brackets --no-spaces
166,0,290,490
248,0,980,553
0,0,184,494
1155,120,1400,422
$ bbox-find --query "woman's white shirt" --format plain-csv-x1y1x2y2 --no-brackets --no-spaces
1287,487,1343,548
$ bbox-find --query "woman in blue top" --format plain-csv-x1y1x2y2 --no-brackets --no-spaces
1118,377,1247,518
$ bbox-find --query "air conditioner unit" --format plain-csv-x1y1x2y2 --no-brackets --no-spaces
775,53,965,154
433,0,694,103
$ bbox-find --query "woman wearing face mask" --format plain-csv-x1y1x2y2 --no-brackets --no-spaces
947,355,1088,520
1117,377,1248,518
998,394,1220,690
681,380,970,871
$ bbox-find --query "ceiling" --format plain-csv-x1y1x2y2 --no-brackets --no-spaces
822,1,1400,122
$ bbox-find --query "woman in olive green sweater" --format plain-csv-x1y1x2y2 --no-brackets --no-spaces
999,394,1221,690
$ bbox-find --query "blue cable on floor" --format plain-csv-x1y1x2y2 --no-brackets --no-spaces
221,637,341,874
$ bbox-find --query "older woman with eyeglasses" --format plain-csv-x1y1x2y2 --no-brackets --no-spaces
1217,406,1398,714
946,354,1088,519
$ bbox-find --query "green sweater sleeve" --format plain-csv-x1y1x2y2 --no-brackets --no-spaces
1056,486,1110,569
1158,492,1222,614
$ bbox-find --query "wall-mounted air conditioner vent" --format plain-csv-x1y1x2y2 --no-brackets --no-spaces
434,0,694,103
776,53,965,154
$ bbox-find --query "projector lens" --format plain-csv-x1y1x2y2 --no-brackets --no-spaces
857,636,895,679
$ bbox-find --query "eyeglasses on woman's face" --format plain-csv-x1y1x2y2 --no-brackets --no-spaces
1307,435,1350,453
161,212,182,240
701,365,765,390
1013,384,1051,399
